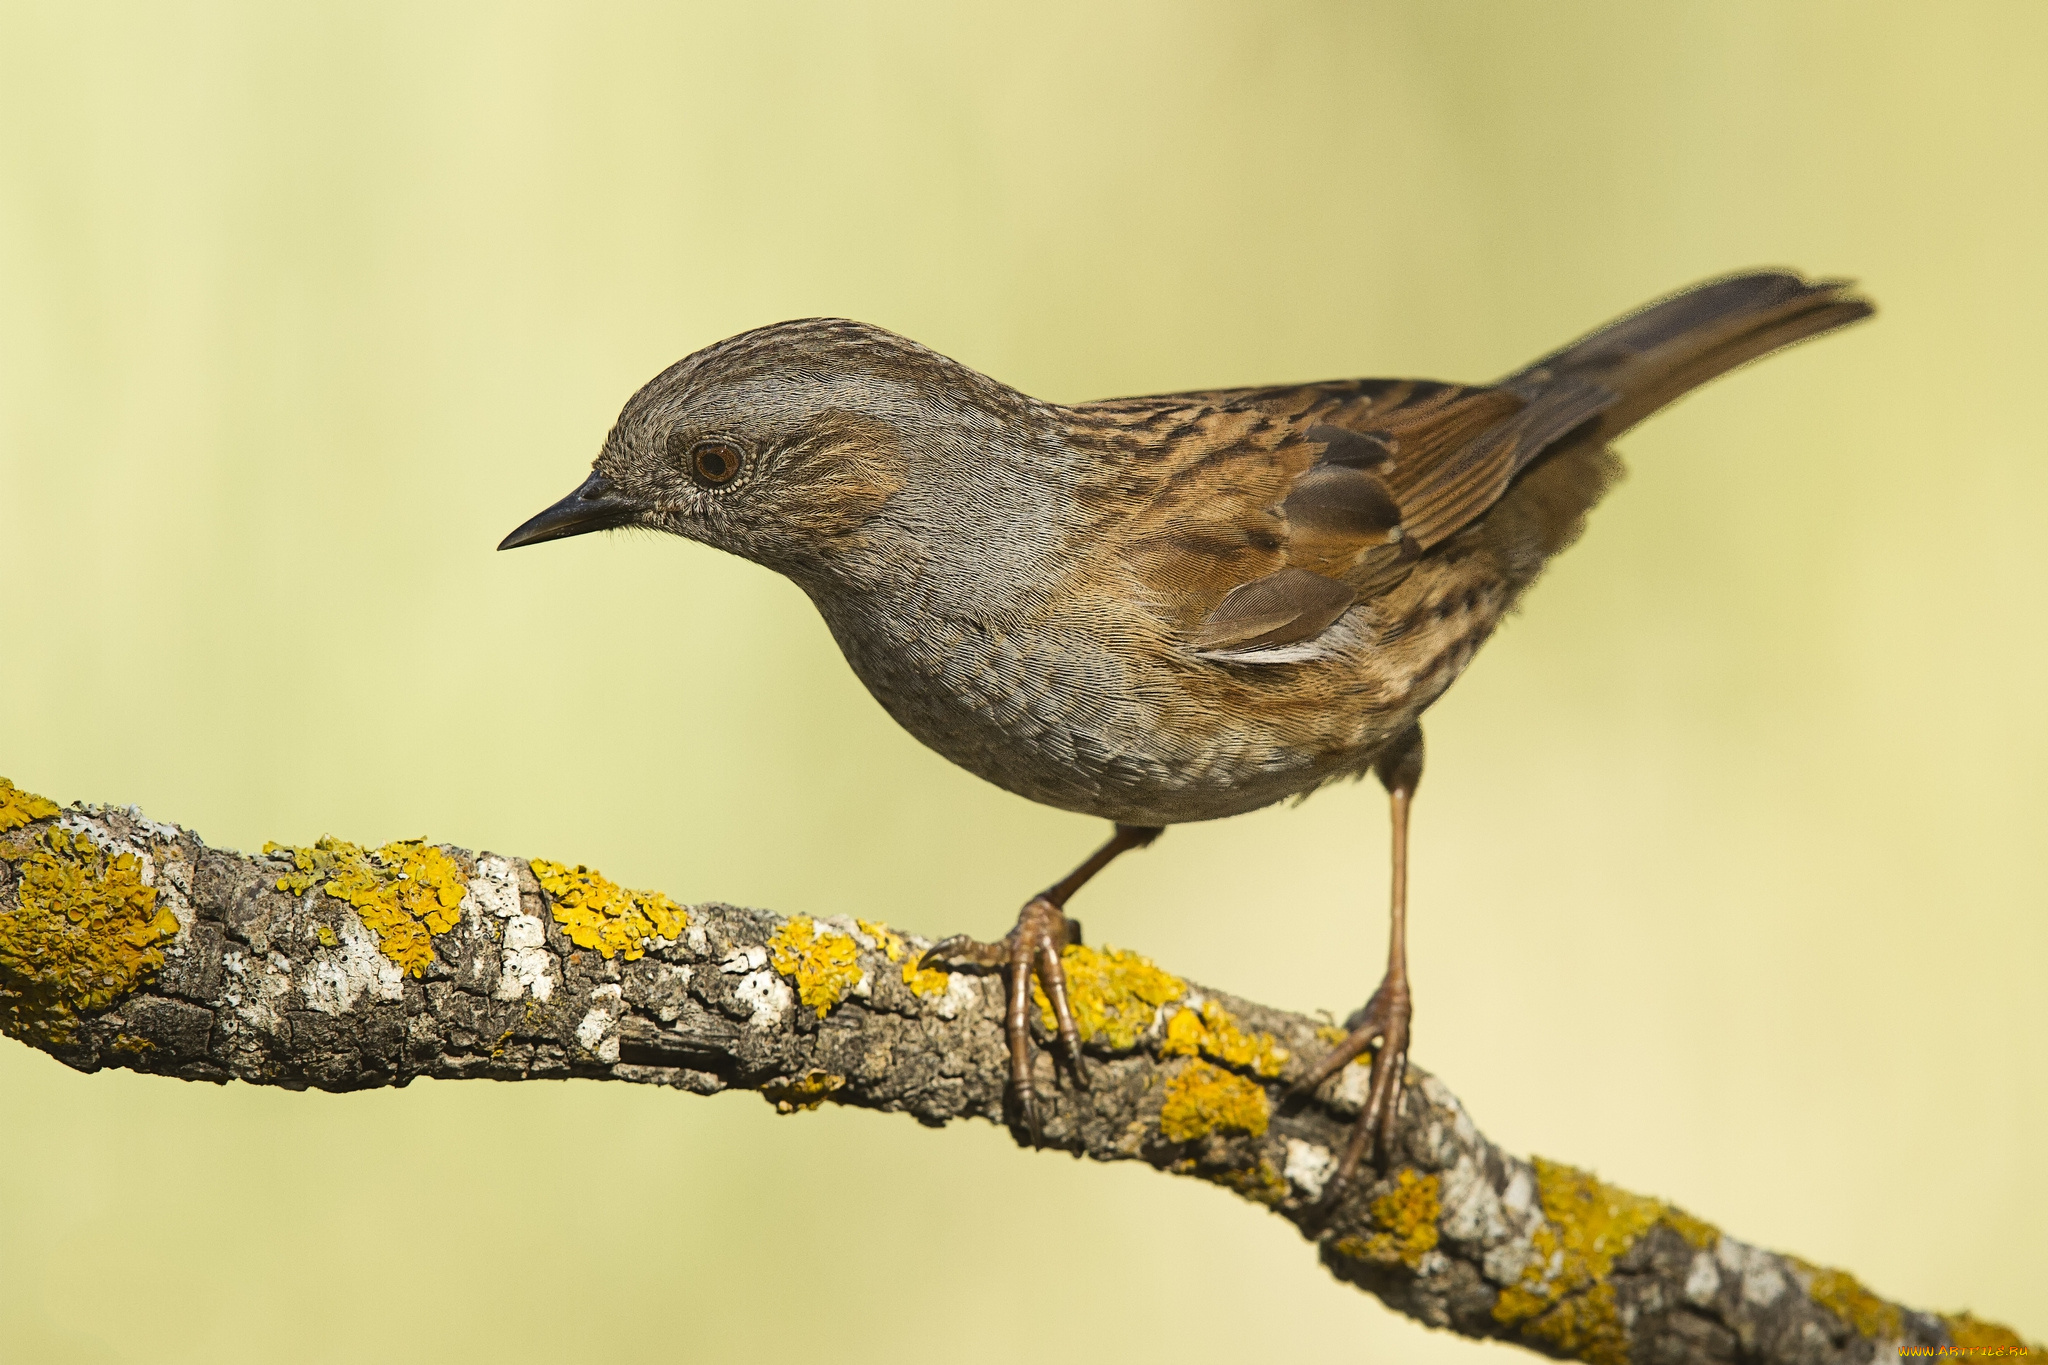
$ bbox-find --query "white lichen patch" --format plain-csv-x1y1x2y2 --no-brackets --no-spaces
117,805,185,844
733,969,792,1029
1717,1237,1788,1306
1481,1162,1546,1287
1438,1152,1509,1247
300,909,404,1015
1685,1251,1722,1305
461,854,525,990
460,853,521,922
576,983,624,1063
1328,1054,1372,1113
61,808,181,857
1414,1075,1474,1168
1744,1261,1787,1306
1500,1161,1535,1216
1283,1138,1336,1200
221,946,295,1035
495,913,556,1002
930,970,978,1020
721,945,767,974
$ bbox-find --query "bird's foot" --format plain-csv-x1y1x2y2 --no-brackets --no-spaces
1289,976,1411,1203
920,895,1086,1143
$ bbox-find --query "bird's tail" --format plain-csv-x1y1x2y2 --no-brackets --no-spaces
1502,270,1874,448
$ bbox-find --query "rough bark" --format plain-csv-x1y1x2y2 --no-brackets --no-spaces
0,789,2032,1365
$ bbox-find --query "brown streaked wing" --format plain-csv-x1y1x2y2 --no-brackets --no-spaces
1379,376,1614,549
1089,378,1598,657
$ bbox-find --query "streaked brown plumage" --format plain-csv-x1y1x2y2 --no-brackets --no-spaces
502,270,1873,1189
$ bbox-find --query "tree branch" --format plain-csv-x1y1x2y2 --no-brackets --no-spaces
0,781,2030,1365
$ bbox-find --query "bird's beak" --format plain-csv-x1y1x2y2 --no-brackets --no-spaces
497,471,640,550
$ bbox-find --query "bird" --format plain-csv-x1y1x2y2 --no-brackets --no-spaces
499,270,1873,1194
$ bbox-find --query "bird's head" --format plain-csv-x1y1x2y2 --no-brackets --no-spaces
499,318,1050,589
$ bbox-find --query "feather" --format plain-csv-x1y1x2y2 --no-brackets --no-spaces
1192,567,1356,655
1282,465,1403,541
1305,423,1397,471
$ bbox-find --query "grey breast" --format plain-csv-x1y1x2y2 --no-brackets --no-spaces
802,400,1387,824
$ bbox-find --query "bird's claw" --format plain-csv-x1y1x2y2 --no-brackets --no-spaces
1291,979,1412,1204
918,933,1009,972
921,895,1087,1142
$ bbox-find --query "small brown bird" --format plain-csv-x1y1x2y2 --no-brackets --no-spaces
501,270,1871,1190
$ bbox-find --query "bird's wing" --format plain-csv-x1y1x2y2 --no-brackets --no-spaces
1074,271,1871,663
1073,375,1611,657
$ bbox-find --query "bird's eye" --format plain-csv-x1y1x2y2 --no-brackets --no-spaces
683,438,744,489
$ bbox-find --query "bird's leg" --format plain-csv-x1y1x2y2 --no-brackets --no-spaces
1293,725,1423,1200
921,823,1163,1142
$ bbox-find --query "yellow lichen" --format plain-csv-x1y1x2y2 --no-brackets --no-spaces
855,916,953,999
1942,1313,2040,1361
1161,998,1289,1078
528,856,686,963
0,778,61,833
1492,1157,1668,1365
761,1068,846,1113
1787,1258,1902,1340
267,837,469,976
902,957,952,999
856,916,905,961
1201,1158,1288,1206
1335,1168,1442,1270
856,917,905,960
1159,1059,1270,1141
1032,943,1185,1051
314,924,338,948
768,915,863,1017
0,824,181,1046
1659,1205,1720,1250
1519,1283,1626,1364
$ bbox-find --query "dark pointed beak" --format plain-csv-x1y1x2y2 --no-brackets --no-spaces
497,471,640,550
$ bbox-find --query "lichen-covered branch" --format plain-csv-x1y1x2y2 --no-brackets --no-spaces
0,779,2032,1365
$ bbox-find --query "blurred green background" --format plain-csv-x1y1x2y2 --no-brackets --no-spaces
2,3,2042,1359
